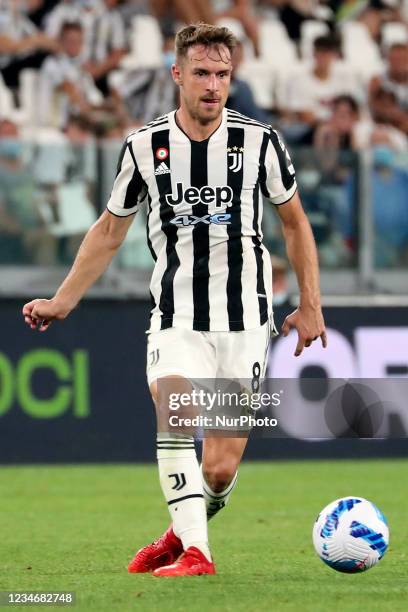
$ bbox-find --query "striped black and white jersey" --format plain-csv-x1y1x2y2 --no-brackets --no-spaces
107,108,297,333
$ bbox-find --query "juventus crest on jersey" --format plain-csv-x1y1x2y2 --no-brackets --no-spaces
107,108,297,333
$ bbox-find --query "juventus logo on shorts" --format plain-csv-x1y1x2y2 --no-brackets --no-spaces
169,472,186,490
149,348,160,366
227,146,244,173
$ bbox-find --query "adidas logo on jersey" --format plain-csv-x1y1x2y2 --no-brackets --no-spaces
155,162,171,176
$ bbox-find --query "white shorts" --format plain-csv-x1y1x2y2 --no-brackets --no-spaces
146,319,274,387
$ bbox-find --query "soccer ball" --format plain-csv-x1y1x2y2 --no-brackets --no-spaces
313,497,389,573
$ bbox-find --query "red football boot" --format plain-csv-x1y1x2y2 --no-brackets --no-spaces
152,546,216,577
128,526,183,573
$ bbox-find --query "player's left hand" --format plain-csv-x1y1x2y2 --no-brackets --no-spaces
281,306,327,357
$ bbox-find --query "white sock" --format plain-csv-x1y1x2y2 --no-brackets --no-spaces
201,465,238,520
156,434,211,562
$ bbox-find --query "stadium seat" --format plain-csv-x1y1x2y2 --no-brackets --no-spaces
26,129,68,184
216,17,245,41
300,20,330,60
38,181,97,238
274,61,304,111
0,74,29,125
333,59,366,103
216,17,254,59
19,69,40,126
0,74,15,118
121,15,163,70
259,20,298,67
116,211,153,269
236,59,276,109
107,69,125,92
275,57,366,112
381,22,408,51
341,22,383,80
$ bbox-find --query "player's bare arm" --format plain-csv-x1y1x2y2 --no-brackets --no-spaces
22,210,134,331
276,191,327,356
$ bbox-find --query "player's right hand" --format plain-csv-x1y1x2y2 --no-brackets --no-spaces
22,298,71,332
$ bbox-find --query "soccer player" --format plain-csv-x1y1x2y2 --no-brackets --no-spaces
22,23,327,577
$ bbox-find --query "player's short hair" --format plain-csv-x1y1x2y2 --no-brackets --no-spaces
332,94,359,115
313,35,340,53
388,42,408,53
60,21,83,37
65,114,92,132
175,22,237,60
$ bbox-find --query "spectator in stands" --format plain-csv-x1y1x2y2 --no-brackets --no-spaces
45,0,128,94
227,38,269,121
81,0,127,95
150,0,215,29
29,113,97,262
313,96,362,229
151,0,260,54
44,1,103,69
61,114,97,259
118,0,151,36
270,254,290,308
0,0,58,92
314,90,405,169
258,0,334,41
111,29,178,125
0,117,56,264
369,43,408,135
281,35,360,143
64,113,94,142
44,0,99,39
63,115,95,188
369,86,408,147
342,140,408,267
38,21,101,127
357,1,398,43
293,146,353,266
38,21,121,133
212,0,260,55
316,90,407,154
313,93,406,258
25,0,60,29
315,94,361,151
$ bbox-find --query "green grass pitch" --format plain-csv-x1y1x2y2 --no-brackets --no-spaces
1,460,407,612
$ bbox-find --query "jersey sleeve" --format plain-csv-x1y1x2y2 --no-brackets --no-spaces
262,129,297,205
106,139,147,217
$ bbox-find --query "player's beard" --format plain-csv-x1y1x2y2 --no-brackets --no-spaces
187,96,225,126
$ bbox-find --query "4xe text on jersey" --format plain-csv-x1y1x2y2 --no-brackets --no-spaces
170,213,231,226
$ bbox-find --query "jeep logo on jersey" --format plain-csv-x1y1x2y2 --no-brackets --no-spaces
165,182,233,208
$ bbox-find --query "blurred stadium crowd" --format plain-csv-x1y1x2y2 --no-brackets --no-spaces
0,0,407,270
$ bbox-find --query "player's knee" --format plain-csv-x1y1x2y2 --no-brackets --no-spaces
203,461,237,493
